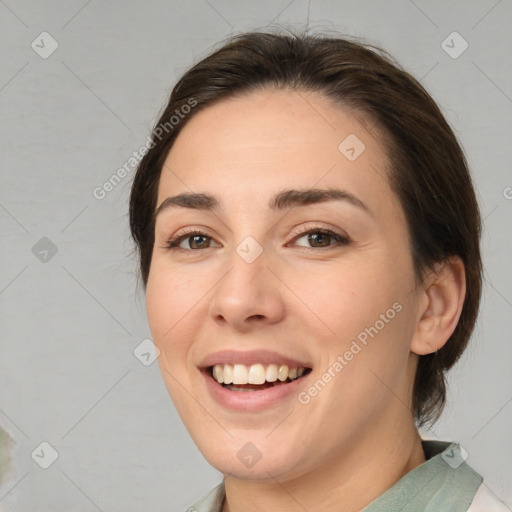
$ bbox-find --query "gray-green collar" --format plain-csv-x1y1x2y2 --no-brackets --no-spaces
189,440,483,512
362,440,482,511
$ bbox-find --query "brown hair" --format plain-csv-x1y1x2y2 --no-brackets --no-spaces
129,31,482,426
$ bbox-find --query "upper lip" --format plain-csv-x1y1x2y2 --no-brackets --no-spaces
199,349,312,369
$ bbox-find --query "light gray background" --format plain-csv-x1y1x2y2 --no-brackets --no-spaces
0,0,511,510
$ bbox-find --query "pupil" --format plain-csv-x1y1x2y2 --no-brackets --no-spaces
309,232,329,247
191,235,207,249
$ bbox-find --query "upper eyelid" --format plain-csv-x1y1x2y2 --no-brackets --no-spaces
170,224,344,240
169,220,347,238
167,224,349,249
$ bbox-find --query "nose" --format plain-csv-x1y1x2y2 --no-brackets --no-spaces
208,244,286,332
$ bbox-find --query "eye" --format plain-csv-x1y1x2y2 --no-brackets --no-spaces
165,230,219,251
291,226,351,249
163,226,351,252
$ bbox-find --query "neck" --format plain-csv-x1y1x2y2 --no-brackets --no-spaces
221,420,426,512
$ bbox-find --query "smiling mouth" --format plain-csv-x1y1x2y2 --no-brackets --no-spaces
208,363,312,392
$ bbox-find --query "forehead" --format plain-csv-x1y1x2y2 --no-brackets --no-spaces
157,89,395,216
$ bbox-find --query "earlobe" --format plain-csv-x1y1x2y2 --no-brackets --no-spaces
410,256,466,356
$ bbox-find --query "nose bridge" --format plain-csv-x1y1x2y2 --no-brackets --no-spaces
235,234,266,266
208,233,285,327
218,234,268,301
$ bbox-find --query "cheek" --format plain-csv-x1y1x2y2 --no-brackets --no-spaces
289,256,400,342
146,270,201,411
145,268,194,357
293,254,414,382
327,287,415,412
146,256,203,325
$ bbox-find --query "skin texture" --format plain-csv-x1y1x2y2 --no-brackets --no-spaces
145,89,466,512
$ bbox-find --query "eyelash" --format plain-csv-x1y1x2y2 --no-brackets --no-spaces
163,225,351,252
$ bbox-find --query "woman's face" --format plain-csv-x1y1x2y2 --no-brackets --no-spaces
146,89,423,481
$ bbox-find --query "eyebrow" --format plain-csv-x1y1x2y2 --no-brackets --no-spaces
155,188,371,217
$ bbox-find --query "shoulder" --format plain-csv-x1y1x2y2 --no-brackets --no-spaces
187,482,225,512
467,483,510,512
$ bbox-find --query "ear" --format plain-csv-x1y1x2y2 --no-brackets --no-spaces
410,256,466,356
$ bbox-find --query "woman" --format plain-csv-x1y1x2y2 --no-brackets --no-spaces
129,31,507,511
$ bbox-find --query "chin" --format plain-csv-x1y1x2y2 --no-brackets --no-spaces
194,435,306,482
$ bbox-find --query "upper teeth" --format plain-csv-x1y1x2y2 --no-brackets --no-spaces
212,363,306,385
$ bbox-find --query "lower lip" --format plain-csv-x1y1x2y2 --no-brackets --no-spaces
201,369,310,412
